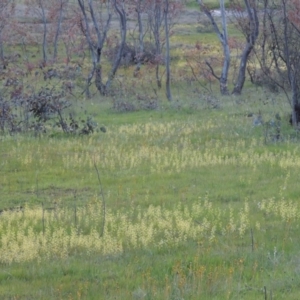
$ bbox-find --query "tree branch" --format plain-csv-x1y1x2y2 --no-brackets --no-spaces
205,60,220,80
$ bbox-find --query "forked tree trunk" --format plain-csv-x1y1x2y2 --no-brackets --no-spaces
105,0,127,92
77,0,126,96
199,0,230,95
232,0,259,95
78,0,110,96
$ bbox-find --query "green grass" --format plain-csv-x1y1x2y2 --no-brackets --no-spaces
1,4,300,299
1,91,300,299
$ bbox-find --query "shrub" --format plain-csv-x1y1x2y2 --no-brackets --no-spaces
0,85,97,135
106,42,157,67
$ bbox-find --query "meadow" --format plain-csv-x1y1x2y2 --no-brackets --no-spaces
1,1,300,299
1,92,300,299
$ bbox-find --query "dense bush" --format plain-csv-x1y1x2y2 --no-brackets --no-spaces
0,85,97,136
106,42,157,66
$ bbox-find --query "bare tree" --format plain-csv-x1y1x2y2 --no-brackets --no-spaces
52,0,69,60
148,0,164,88
106,0,127,91
133,0,147,76
0,0,15,67
77,0,111,96
257,0,300,126
164,0,172,101
281,0,300,126
77,0,127,96
246,0,300,126
231,0,259,95
198,0,230,95
40,0,48,65
25,0,51,65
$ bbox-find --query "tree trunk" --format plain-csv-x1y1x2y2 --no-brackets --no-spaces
291,74,300,126
105,0,127,93
53,0,65,60
155,65,162,88
95,63,105,95
199,0,230,95
0,35,4,66
40,0,48,65
134,1,144,76
85,58,96,98
164,0,172,101
219,0,230,95
77,0,112,96
232,43,252,95
232,0,259,95
154,1,162,89
281,0,300,126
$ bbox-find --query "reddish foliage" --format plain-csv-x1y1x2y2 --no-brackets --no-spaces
288,0,300,29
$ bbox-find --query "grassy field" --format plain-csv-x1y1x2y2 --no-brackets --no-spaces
1,91,300,299
1,2,300,299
